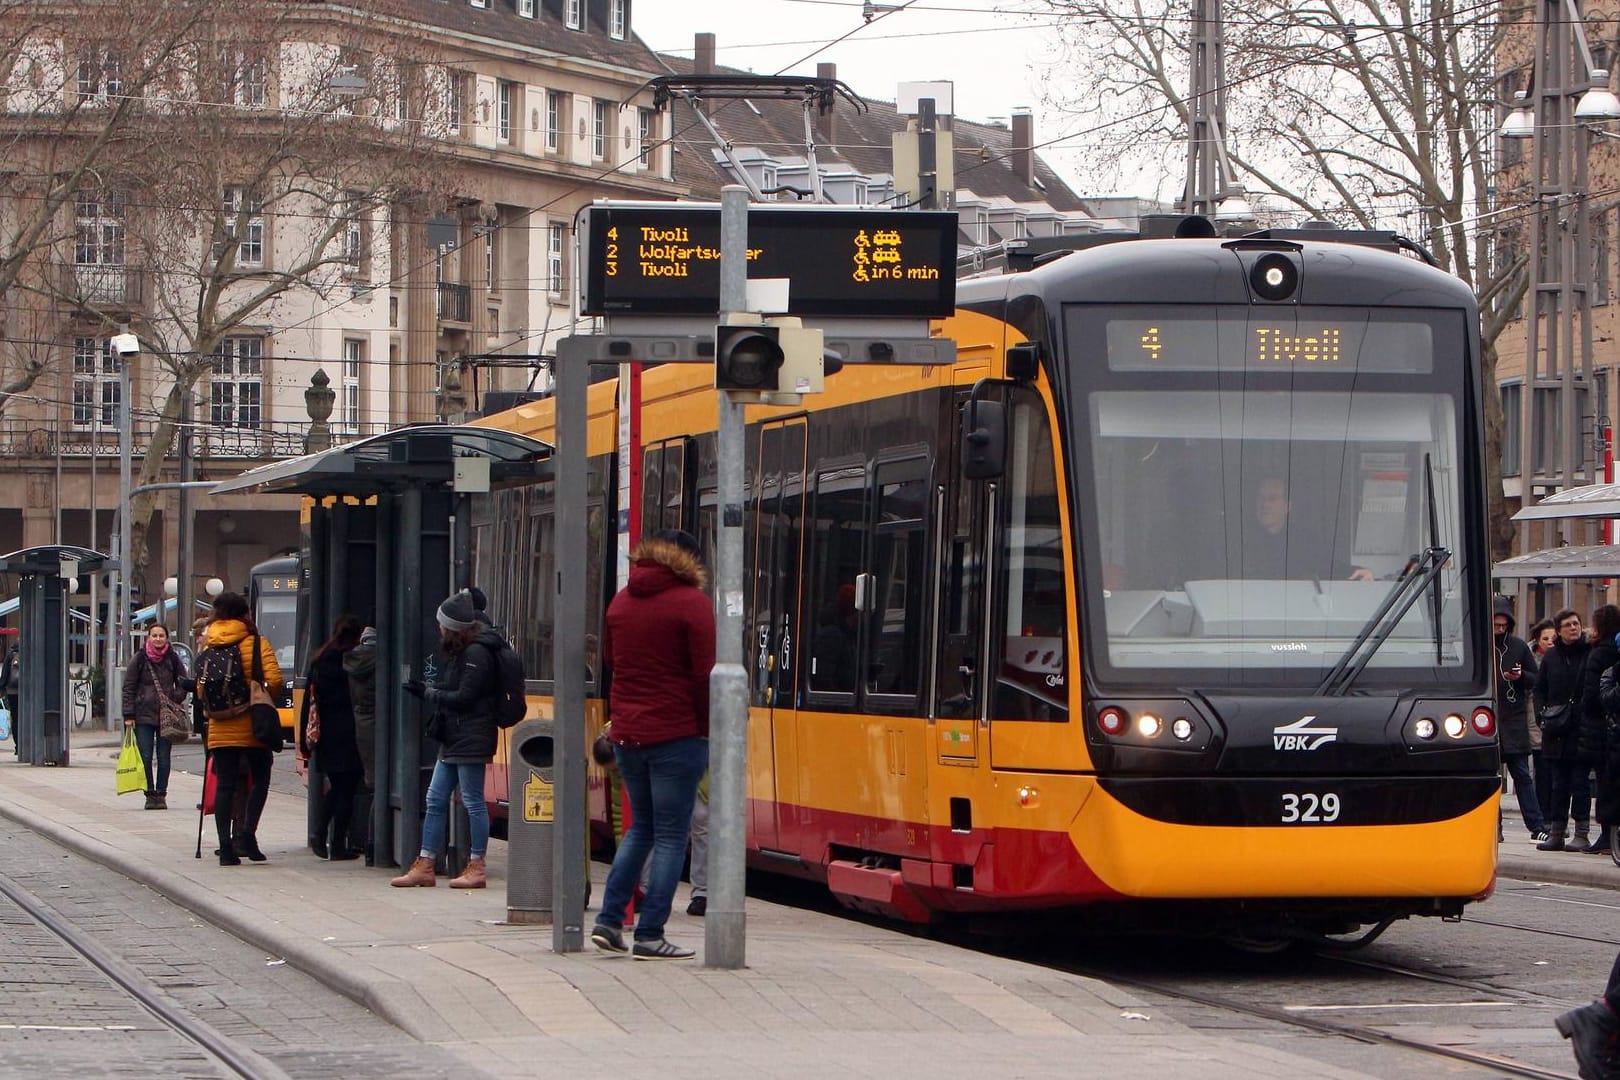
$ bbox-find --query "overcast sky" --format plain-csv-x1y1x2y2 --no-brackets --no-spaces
628,0,1096,194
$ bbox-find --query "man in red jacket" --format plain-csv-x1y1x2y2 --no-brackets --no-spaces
591,529,714,961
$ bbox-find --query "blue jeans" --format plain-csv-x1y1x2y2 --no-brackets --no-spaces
596,737,708,942
419,759,489,860
134,723,171,796
1504,753,1544,833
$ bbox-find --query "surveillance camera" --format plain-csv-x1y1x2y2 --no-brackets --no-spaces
110,333,140,356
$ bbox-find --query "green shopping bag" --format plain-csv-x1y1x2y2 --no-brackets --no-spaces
115,728,145,796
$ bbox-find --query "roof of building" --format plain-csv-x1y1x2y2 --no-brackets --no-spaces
652,51,1088,212
389,0,662,72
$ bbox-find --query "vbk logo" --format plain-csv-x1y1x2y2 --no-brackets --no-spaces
1272,715,1339,751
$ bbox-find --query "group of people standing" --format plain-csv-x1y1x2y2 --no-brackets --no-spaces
1495,599,1620,855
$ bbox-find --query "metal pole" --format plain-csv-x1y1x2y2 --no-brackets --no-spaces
551,336,588,952
108,340,134,732
178,390,194,644
706,184,749,969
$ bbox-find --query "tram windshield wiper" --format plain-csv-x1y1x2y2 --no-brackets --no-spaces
1317,455,1449,696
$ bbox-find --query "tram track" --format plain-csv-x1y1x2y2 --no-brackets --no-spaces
0,867,292,1080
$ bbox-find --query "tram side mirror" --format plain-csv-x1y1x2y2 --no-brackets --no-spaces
962,397,1007,480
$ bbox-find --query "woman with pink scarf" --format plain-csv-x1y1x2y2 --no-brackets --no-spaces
121,624,191,809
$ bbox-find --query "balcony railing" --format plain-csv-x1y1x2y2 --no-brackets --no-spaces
56,263,145,310
437,281,471,322
0,418,391,461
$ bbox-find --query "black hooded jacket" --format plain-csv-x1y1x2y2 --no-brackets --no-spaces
1494,603,1538,756
424,626,505,764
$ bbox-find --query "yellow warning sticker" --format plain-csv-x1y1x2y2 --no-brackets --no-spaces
524,771,554,823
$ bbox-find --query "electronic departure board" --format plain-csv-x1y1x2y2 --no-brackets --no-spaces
580,204,958,318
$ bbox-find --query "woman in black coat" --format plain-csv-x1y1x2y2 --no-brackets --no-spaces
299,615,365,860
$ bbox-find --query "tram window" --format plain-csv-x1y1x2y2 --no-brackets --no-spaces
640,439,686,536
807,463,867,698
866,458,929,700
993,390,1068,721
526,495,556,682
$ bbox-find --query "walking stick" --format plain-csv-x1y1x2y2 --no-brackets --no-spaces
196,745,209,859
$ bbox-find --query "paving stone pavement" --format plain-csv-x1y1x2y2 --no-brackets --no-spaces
2,730,1589,1079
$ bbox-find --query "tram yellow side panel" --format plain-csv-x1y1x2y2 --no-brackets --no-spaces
793,709,932,858
1074,784,1500,899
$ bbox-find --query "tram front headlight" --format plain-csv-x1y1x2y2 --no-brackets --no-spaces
1414,717,1437,740
1136,713,1163,738
1442,713,1468,739
1171,717,1195,741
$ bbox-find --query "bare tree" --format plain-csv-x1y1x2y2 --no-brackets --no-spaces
0,0,211,414
22,2,463,592
1038,0,1528,560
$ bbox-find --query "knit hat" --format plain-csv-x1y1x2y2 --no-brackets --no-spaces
653,528,702,559
436,590,478,632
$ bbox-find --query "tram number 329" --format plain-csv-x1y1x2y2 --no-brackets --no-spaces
1280,792,1342,824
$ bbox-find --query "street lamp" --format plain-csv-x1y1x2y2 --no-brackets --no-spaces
1576,70,1620,120
107,331,138,731
1501,92,1535,139
163,576,178,630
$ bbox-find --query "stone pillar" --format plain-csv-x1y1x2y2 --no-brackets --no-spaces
305,369,335,453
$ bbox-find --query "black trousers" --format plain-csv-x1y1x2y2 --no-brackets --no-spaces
1549,757,1594,832
319,769,363,850
212,746,272,845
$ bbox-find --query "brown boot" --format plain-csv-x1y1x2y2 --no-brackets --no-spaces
449,857,486,889
390,856,436,888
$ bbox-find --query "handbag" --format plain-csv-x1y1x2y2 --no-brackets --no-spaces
0,700,10,743
1538,702,1574,738
248,635,284,753
159,693,190,744
304,680,322,746
115,727,146,795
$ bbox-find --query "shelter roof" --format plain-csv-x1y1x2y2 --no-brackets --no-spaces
209,425,551,498
0,546,109,575
1492,545,1620,579
1511,483,1620,521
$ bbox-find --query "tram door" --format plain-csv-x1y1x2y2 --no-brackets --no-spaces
748,418,807,853
933,381,993,765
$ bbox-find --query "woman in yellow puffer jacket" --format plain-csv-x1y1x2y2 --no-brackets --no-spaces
201,592,284,865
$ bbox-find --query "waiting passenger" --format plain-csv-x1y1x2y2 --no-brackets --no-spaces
121,624,191,810
344,625,379,858
200,592,283,866
301,615,366,861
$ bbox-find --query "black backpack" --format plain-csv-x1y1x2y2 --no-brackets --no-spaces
485,638,527,729
197,640,251,719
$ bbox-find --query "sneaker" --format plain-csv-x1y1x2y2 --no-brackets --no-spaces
686,895,707,917
1532,829,1551,842
632,937,695,961
1555,1000,1620,1080
590,924,628,955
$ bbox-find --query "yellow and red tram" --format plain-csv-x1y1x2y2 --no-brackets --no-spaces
473,221,1498,938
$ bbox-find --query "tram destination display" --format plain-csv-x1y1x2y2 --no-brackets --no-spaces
581,205,957,318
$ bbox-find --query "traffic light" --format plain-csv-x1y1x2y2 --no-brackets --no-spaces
714,315,828,404
715,322,783,393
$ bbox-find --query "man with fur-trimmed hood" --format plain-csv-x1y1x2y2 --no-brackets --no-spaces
591,529,714,962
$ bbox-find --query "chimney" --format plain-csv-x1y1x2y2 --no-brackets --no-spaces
1010,108,1035,187
816,62,837,148
694,33,715,75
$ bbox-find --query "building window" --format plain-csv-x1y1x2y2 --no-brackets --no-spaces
497,80,513,144
548,222,565,297
446,73,465,136
223,186,264,267
339,191,366,266
517,0,535,16
1501,382,1522,478
74,190,125,267
216,48,267,108
342,338,363,432
470,0,487,7
484,227,496,291
610,0,627,38
545,91,562,153
638,108,654,167
565,0,582,30
592,99,609,161
71,336,120,430
76,48,124,105
211,337,264,428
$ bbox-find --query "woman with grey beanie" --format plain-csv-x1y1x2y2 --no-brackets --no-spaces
392,589,503,888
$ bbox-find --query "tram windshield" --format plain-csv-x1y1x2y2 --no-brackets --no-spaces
1067,304,1473,688
253,591,298,670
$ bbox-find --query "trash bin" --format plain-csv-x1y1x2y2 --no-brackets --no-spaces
506,717,555,924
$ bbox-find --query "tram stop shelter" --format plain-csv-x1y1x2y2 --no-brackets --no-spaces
210,425,551,871
0,545,108,766
1494,482,1620,618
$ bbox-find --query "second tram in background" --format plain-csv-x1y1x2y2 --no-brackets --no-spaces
475,218,1496,940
